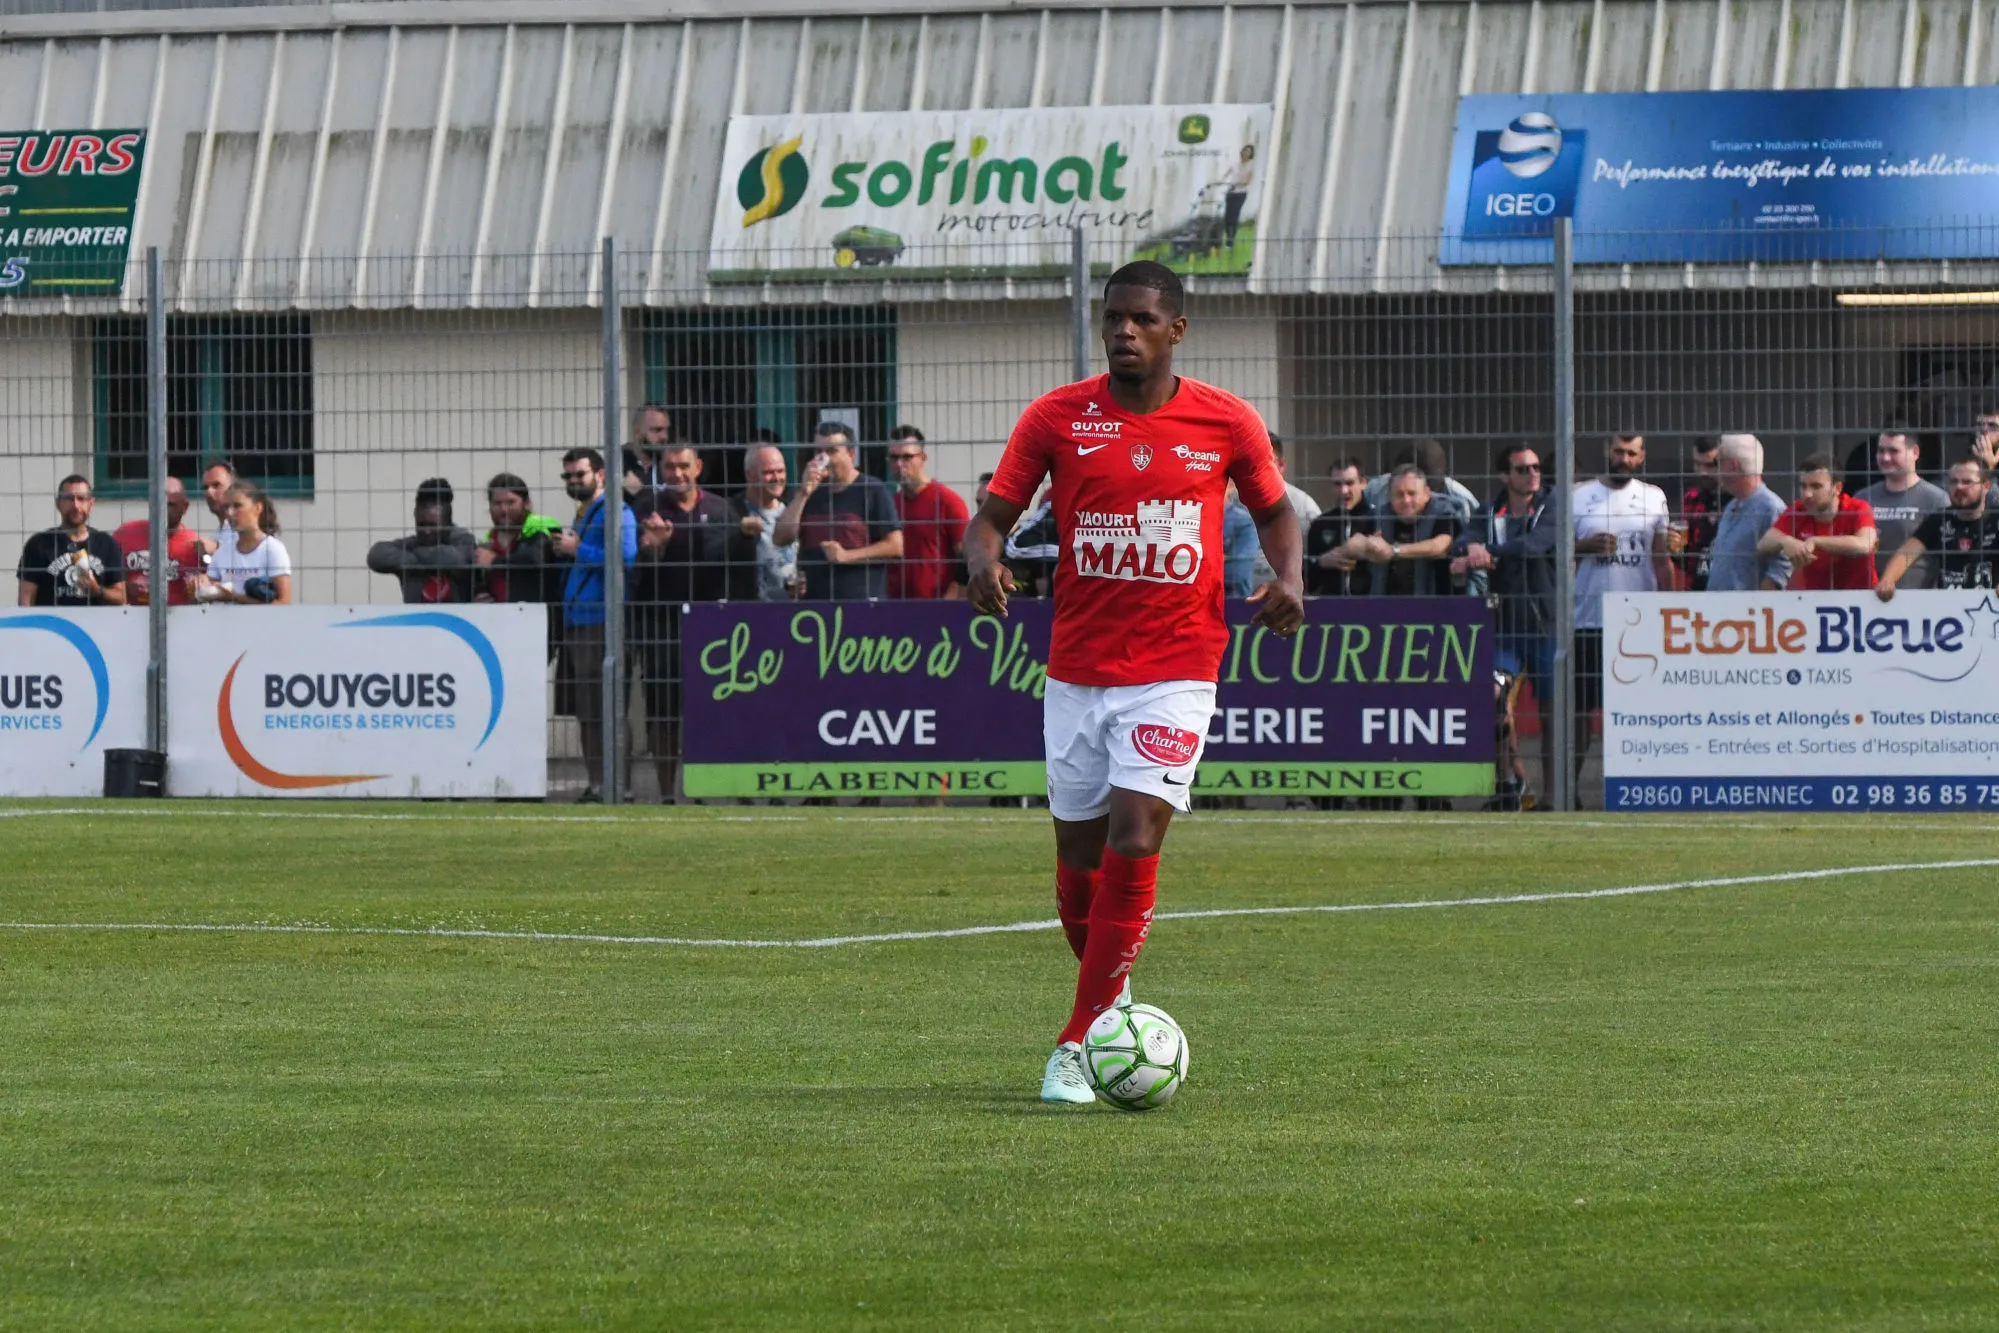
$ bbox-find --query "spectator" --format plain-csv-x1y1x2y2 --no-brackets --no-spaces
1222,482,1259,598
1970,407,1999,505
16,474,126,607
773,421,903,600
886,425,969,599
1705,433,1792,592
1759,454,1877,591
1877,457,1999,600
1365,438,1476,523
474,472,566,605
200,483,291,604
557,447,637,804
1342,464,1460,596
200,460,236,553
1003,486,1060,596
112,476,202,606
1573,433,1674,803
1251,434,1322,587
736,444,799,601
1677,435,1722,591
622,404,674,500
1856,427,1947,589
633,443,758,800
1455,443,1557,802
367,478,478,603
1305,456,1373,596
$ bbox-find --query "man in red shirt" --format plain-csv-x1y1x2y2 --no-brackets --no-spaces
886,425,969,599
964,261,1304,1105
112,476,203,606
1759,454,1878,590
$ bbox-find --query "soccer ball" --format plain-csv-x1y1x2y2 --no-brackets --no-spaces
1082,1003,1189,1111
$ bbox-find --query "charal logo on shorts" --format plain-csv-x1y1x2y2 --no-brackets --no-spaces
1132,723,1201,766
1073,501,1204,585
1130,443,1154,471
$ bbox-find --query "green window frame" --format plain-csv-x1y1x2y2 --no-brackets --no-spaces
91,314,315,499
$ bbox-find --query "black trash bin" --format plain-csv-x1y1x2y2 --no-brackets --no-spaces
104,748,166,799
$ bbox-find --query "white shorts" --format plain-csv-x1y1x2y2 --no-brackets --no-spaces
1043,678,1216,822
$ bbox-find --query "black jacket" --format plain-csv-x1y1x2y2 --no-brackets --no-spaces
1304,503,1373,596
1457,485,1557,636
367,527,478,603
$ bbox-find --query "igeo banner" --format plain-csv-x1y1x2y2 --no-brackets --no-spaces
167,606,548,798
1604,591,1999,811
1441,89,1999,264
0,129,147,294
710,105,1271,280
0,609,147,796
680,600,1493,799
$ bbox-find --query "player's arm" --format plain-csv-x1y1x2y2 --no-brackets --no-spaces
18,578,38,606
1875,534,1927,601
964,494,1027,617
1649,518,1677,591
1246,500,1304,635
1394,532,1455,560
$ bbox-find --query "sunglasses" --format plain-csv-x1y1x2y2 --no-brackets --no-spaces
887,451,923,461
561,471,593,482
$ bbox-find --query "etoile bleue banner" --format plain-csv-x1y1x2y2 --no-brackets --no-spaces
1440,88,1999,265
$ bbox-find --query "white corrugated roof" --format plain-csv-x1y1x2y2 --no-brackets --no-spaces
3,0,1995,308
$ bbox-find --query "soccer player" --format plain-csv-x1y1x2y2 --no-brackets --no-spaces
963,261,1305,1105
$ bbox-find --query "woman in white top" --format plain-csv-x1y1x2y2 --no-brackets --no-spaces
201,483,293,604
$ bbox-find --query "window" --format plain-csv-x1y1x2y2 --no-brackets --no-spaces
92,315,314,497
638,306,896,488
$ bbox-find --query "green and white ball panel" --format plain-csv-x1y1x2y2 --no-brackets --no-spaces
1082,1002,1189,1111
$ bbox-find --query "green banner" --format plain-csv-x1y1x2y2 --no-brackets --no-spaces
684,761,1048,799
1190,762,1493,797
0,130,148,294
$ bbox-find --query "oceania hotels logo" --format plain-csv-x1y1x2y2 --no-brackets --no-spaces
738,137,809,227
0,614,111,749
218,611,506,789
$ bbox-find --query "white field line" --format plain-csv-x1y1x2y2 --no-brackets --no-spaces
3,807,1997,833
1,859,1990,951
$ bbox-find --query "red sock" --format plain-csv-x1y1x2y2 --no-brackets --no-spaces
1057,849,1158,1045
1055,862,1100,961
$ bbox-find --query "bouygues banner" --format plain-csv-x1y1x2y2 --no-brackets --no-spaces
680,600,1493,799
1441,89,1999,264
0,608,147,796
1604,591,1999,812
167,606,548,798
0,129,148,294
710,104,1271,280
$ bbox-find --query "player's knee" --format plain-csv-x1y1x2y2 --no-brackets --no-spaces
1106,822,1167,860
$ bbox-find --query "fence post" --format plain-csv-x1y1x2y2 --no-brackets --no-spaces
1550,217,1577,814
600,237,626,805
1070,226,1090,381
145,246,169,758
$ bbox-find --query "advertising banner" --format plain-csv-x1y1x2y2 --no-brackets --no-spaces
1440,89,1999,265
167,605,548,798
1604,591,1999,811
0,129,147,294
680,600,1493,799
0,608,147,797
710,104,1270,280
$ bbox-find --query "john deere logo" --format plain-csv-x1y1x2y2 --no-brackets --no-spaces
738,137,808,227
1177,115,1211,144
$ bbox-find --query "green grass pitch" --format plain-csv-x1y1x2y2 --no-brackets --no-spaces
3,803,1997,1329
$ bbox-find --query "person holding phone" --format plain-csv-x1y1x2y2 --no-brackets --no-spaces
772,421,902,601
200,483,292,604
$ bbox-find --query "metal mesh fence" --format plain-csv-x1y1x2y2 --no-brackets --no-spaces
8,231,1999,806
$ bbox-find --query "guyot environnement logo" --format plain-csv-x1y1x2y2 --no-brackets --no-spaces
738,137,809,227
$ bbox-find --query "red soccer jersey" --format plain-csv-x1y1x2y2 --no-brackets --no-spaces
890,480,970,599
989,374,1286,686
1775,494,1877,590
112,520,203,606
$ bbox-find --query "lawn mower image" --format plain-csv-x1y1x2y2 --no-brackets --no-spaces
1169,182,1232,260
831,227,905,267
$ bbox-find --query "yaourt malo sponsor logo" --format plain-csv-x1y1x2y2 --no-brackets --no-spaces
0,614,111,746
218,612,506,789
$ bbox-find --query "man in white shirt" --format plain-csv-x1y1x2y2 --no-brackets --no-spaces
1571,433,1675,805
1855,427,1947,589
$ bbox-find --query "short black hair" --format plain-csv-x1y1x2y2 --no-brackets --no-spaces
562,446,604,470
1691,434,1719,456
814,420,854,446
891,424,925,444
1329,456,1366,477
1103,260,1184,318
1498,441,1541,471
415,477,454,510
1953,455,1991,481
57,473,90,494
1798,453,1838,478
487,472,530,503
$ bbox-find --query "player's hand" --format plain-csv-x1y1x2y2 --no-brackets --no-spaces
820,540,851,565
1875,578,1898,602
739,514,764,538
554,530,580,558
640,512,673,548
1246,579,1304,637
1578,532,1619,556
474,546,498,566
967,561,1016,617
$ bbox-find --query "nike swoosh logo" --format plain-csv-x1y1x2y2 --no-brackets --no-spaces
1162,772,1189,786
1077,443,1111,456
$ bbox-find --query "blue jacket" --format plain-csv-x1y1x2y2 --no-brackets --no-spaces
562,494,638,627
1222,500,1259,598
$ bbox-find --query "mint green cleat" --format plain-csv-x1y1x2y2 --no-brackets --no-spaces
1040,1042,1094,1104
